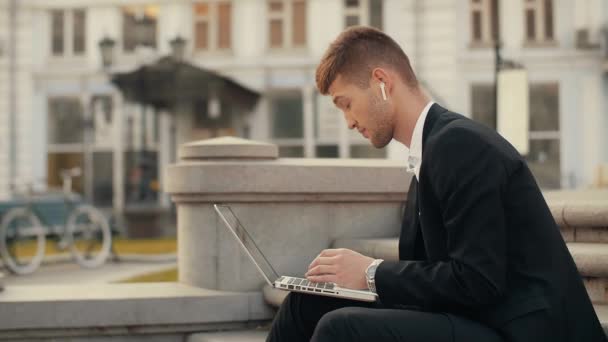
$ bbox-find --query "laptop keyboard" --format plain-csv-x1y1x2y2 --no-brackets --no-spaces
286,277,335,290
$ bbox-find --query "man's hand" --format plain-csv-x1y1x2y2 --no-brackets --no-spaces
305,248,375,290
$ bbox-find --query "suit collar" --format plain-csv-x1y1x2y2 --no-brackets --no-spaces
421,103,448,154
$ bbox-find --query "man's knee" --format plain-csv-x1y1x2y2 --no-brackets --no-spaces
277,292,321,324
281,291,329,313
311,307,363,342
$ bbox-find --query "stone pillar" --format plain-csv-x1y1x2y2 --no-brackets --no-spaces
302,86,315,158
165,137,411,292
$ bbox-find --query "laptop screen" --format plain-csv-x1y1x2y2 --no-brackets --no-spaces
214,204,280,285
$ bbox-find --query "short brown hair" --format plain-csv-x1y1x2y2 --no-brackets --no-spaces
315,26,418,95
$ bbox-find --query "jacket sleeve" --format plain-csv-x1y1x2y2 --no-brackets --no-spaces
375,126,508,310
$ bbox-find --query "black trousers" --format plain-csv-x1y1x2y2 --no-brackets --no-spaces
267,292,505,342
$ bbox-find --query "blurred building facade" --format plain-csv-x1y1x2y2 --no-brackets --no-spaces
0,0,607,215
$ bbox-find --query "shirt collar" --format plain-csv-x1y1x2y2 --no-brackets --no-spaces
407,101,434,180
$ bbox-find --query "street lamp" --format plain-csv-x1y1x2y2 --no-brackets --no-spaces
99,36,116,68
169,36,187,62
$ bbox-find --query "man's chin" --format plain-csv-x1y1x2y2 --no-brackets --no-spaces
370,139,390,149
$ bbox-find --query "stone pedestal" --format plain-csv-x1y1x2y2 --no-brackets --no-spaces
165,137,411,292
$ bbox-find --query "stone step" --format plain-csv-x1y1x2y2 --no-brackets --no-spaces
545,190,608,243
560,225,608,244
187,329,268,342
332,239,608,304
597,305,608,337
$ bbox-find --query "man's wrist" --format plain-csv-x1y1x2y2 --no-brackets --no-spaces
365,259,384,293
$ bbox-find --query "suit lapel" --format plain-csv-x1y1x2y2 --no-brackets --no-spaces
399,177,419,260
399,103,447,260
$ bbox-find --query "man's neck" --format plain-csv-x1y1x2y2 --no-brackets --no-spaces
392,87,431,148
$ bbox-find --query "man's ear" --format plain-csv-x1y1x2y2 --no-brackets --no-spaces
371,68,392,92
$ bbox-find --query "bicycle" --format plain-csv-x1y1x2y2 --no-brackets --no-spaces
0,168,112,275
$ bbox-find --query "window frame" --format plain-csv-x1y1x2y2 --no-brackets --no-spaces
469,0,499,47
344,0,367,27
193,0,233,53
523,0,556,46
526,77,561,189
49,9,87,58
343,0,383,30
267,0,307,51
121,5,159,53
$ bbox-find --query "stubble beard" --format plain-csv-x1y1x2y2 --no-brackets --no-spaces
368,92,394,148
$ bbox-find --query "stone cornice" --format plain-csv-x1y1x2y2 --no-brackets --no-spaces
165,159,412,201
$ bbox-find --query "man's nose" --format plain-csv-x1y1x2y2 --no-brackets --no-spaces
345,116,356,130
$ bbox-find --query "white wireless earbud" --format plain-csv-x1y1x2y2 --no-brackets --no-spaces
380,82,387,101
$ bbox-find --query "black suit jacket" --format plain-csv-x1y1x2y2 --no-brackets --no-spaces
375,104,606,341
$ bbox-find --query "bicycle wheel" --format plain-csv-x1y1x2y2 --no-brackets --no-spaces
0,208,46,274
66,205,112,268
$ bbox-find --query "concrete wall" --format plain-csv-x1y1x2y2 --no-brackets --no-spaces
165,137,411,291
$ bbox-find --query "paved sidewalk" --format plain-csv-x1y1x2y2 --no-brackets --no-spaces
1,259,176,286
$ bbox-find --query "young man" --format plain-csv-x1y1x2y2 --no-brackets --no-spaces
266,27,606,342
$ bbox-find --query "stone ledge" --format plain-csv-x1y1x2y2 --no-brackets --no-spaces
165,159,412,197
597,305,608,337
545,190,608,227
560,226,608,243
0,283,274,338
179,137,279,161
262,283,288,308
568,243,608,277
187,329,268,342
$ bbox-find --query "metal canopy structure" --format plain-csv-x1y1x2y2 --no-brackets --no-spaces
111,56,260,110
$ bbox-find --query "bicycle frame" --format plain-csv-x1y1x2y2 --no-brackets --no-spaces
21,194,81,248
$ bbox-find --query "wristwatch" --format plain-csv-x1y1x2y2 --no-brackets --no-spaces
365,259,384,293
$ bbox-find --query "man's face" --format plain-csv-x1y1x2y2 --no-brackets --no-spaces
329,75,394,148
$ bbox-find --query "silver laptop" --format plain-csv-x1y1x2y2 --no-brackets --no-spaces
214,204,378,302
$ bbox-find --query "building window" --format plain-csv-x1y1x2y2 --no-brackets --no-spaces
524,0,554,44
51,11,64,55
270,92,304,157
525,83,560,189
470,84,496,129
268,0,307,49
50,9,86,56
194,1,232,51
122,5,158,52
469,0,498,45
344,0,383,30
316,145,339,158
47,97,84,194
48,97,84,144
271,93,303,138
47,96,120,206
73,9,86,54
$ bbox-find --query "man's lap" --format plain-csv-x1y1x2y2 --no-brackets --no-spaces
268,292,504,342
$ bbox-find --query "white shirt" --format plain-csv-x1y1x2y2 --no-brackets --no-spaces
407,101,434,180
366,101,435,294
